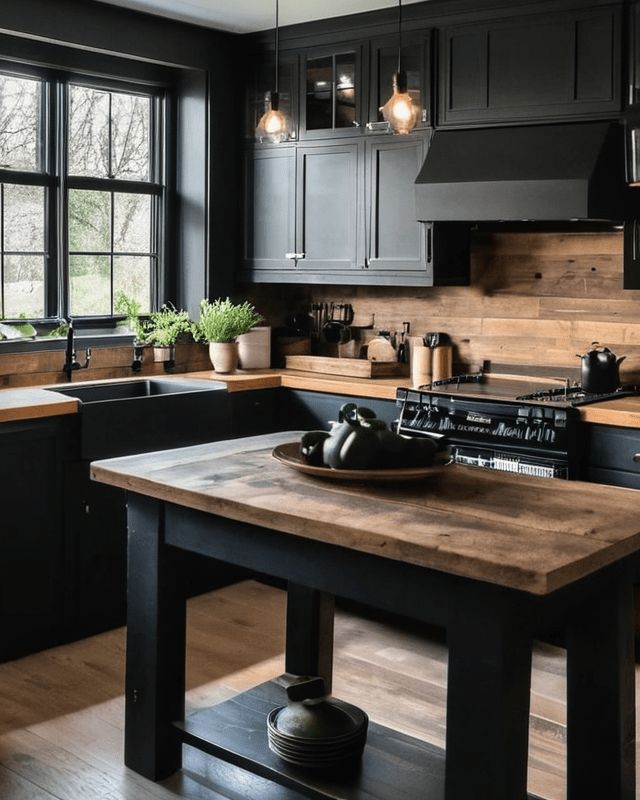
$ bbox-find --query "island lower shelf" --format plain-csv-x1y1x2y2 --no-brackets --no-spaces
175,678,542,800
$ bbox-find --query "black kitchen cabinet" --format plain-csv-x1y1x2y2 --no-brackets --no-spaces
585,423,640,489
439,5,621,128
300,41,366,139
64,461,127,637
241,134,469,286
365,135,428,277
242,145,297,273
245,51,299,142
230,388,283,436
295,141,361,272
368,30,431,132
0,418,69,661
241,140,362,281
281,389,397,431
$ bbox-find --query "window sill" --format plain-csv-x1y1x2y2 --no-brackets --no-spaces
0,331,135,355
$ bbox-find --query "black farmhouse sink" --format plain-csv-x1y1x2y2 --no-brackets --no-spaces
47,378,229,459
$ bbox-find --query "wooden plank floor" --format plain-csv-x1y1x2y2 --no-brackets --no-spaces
0,579,627,799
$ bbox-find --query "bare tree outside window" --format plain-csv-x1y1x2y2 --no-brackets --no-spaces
68,84,156,316
0,75,41,172
0,74,46,318
0,70,161,320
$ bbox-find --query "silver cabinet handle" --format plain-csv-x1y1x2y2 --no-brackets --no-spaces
633,453,640,463
285,252,305,259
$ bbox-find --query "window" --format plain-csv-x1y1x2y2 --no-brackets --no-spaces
0,68,164,320
0,73,47,318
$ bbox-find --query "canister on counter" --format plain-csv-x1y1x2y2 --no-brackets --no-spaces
424,332,453,383
409,336,432,387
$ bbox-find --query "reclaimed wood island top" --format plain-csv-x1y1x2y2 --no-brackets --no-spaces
90,431,640,596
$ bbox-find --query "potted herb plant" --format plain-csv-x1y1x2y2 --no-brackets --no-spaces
143,303,193,362
194,297,263,373
114,291,146,342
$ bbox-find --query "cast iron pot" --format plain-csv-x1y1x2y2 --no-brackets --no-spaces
577,342,625,394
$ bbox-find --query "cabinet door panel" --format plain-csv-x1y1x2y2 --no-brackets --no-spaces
296,143,360,271
586,424,640,474
245,52,298,142
448,30,488,112
300,41,365,139
243,147,296,272
367,136,425,272
440,7,621,126
0,421,64,660
369,31,431,129
489,23,574,108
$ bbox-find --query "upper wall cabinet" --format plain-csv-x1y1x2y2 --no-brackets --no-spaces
245,52,299,143
439,5,621,127
367,31,432,131
300,41,366,139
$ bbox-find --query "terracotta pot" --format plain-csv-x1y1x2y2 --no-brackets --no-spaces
209,341,238,373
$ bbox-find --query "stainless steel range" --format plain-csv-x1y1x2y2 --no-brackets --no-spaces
396,382,584,479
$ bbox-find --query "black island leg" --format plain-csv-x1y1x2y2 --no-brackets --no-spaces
565,573,635,800
445,588,533,800
124,494,187,780
285,583,335,692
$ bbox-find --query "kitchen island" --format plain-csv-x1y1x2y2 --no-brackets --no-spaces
92,431,640,800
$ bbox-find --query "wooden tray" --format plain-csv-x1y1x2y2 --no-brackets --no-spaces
272,442,446,483
285,355,409,378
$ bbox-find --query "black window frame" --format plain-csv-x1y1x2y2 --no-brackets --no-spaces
0,59,169,324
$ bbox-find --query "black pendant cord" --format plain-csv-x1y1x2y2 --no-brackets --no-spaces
274,0,279,95
396,0,402,75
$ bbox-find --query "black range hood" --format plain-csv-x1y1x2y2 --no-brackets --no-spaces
415,122,633,222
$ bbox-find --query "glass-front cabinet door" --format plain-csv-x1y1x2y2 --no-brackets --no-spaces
245,52,298,143
368,30,431,132
300,42,365,139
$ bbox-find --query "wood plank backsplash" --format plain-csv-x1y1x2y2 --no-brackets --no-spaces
1,231,637,388
245,230,640,382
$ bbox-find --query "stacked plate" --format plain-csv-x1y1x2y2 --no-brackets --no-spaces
267,699,368,769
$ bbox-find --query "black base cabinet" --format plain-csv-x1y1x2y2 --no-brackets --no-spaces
63,461,128,638
230,389,397,439
585,423,640,489
0,418,71,661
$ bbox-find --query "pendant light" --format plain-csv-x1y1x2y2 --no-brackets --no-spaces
380,0,419,135
255,0,289,144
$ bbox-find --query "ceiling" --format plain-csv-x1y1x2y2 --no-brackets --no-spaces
93,0,428,34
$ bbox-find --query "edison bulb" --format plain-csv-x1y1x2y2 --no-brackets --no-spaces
380,72,419,135
256,92,289,144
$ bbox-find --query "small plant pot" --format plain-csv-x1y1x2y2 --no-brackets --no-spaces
209,341,238,373
153,345,174,363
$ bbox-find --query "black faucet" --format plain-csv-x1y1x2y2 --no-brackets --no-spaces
132,343,145,372
63,318,92,381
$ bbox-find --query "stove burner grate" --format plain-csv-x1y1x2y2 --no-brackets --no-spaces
516,385,640,406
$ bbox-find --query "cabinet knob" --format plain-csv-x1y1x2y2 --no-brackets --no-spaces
633,453,640,463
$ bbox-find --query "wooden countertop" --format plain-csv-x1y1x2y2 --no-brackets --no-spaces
91,430,640,596
4,367,640,428
0,387,78,422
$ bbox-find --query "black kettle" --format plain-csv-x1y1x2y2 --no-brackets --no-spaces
577,342,625,394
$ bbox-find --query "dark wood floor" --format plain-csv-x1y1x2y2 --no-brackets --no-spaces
0,579,615,800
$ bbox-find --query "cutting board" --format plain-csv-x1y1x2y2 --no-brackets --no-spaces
285,355,409,378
